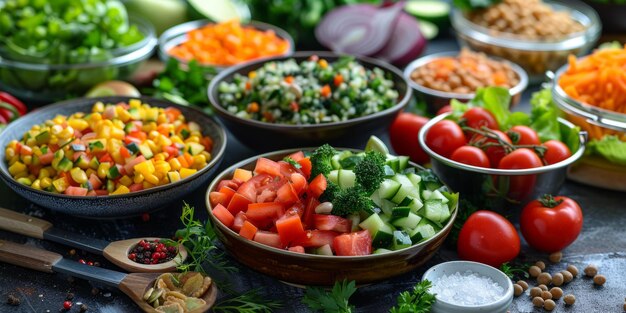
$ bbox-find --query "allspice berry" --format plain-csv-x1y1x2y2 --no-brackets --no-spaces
549,287,563,300
552,272,564,286
561,270,573,283
535,261,546,270
538,284,549,291
593,274,606,286
532,296,545,307
584,264,598,277
513,284,523,297
549,251,562,263
564,294,576,306
530,287,542,298
529,265,542,278
537,272,552,285
516,280,529,291
544,299,556,311
541,290,553,300
567,264,579,277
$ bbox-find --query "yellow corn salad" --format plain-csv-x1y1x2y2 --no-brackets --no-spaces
4,100,213,196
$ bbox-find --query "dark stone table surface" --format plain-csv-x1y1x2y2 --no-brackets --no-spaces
1,39,625,313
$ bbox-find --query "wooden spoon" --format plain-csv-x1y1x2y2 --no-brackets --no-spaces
0,207,187,272
0,239,217,313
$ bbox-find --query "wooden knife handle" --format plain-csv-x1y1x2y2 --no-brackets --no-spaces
0,207,52,239
0,240,62,273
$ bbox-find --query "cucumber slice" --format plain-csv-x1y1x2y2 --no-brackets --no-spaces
392,174,413,187
370,190,382,207
327,170,339,184
391,206,411,219
359,214,394,249
339,155,363,169
405,0,450,25
315,244,333,256
337,170,356,189
397,156,410,171
407,173,422,187
424,199,450,223
138,143,153,159
365,135,389,155
347,214,361,232
392,230,412,250
373,248,392,254
331,154,342,170
418,20,439,40
88,157,100,170
378,179,401,200
400,196,424,214
392,212,422,229
391,184,420,204
409,223,437,243
186,142,205,156
380,199,396,216
386,157,400,172
187,0,250,22
430,190,449,204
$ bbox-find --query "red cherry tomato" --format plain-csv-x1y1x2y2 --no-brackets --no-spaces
457,210,520,267
508,125,540,145
542,140,572,165
451,146,490,168
425,120,467,158
520,195,583,253
498,148,543,201
436,105,452,116
470,130,511,167
462,107,499,130
389,112,430,164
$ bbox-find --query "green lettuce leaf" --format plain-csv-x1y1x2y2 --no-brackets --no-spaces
588,136,626,166
530,88,561,142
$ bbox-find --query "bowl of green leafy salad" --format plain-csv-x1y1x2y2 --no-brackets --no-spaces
0,0,157,103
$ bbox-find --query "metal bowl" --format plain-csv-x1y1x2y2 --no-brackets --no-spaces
0,17,156,104
205,148,457,286
403,51,528,114
419,113,587,212
207,51,412,151
0,96,226,218
451,0,600,83
158,20,294,72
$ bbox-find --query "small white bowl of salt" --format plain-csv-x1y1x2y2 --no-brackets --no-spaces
422,261,513,313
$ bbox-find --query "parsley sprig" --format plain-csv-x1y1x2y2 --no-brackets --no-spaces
389,280,436,313
213,288,283,313
302,280,357,313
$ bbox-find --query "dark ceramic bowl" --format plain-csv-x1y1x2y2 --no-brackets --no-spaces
205,148,457,286
0,96,226,218
207,52,412,151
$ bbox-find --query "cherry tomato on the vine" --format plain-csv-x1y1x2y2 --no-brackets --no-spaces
389,112,430,164
425,120,466,158
508,125,541,145
470,130,511,168
542,140,572,165
451,146,490,168
457,210,520,267
462,107,499,130
498,148,543,201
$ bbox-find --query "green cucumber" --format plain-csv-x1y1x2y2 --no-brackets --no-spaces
331,154,342,170
88,139,106,152
74,155,90,169
347,214,361,232
409,222,437,243
339,155,363,169
373,248,392,254
380,199,396,216
392,174,413,187
359,214,394,249
365,136,389,155
107,166,121,180
424,199,450,224
386,157,400,172
315,244,333,256
35,131,50,145
397,156,410,171
405,0,450,26
392,230,412,250
187,142,205,156
418,20,439,40
378,179,401,200
337,169,356,189
391,184,413,204
391,206,411,219
126,142,140,154
187,0,250,22
57,157,73,172
106,179,115,193
392,212,422,230
327,170,339,184
407,173,422,187
88,157,100,170
399,196,424,214
138,143,153,159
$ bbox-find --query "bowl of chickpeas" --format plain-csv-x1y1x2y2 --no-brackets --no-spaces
404,50,528,114
0,96,226,218
451,0,601,83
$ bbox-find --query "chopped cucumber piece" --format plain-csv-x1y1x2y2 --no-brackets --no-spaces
378,179,401,200
337,169,356,189
57,157,73,172
88,157,100,170
327,170,339,184
36,131,50,144
399,196,424,213
430,190,449,204
331,154,342,170
386,157,400,172
187,142,205,156
339,155,363,169
370,190,382,207
383,165,395,177
407,173,422,186
138,143,153,159
391,184,419,204
365,135,389,154
347,214,361,232
392,212,422,229
373,248,392,254
380,199,396,216
392,230,412,250
391,206,411,219
126,142,140,154
409,222,437,243
107,166,120,180
74,155,89,169
392,174,413,187
316,244,333,256
359,214,394,249
424,199,450,224
418,20,439,40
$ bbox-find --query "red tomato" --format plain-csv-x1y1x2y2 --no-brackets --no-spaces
450,146,490,168
288,246,305,253
457,211,520,267
308,174,327,198
462,107,499,130
296,230,340,247
425,120,467,158
389,112,430,164
520,195,583,253
276,182,298,205
275,214,306,245
313,214,352,233
297,157,312,179
212,204,235,228
253,231,283,248
508,125,540,145
436,105,452,116
333,230,372,256
470,130,511,167
498,148,543,201
226,193,252,215
209,191,228,207
289,173,307,195
232,211,248,232
246,202,284,228
287,151,305,161
542,140,571,165
302,197,320,229
254,158,281,177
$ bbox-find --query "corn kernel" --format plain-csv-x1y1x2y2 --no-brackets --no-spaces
17,177,32,185
97,163,111,179
119,175,132,187
169,158,182,171
129,99,142,108
5,147,15,159
68,119,89,131
31,179,41,190
144,174,160,185
8,161,27,176
133,173,144,184
22,155,32,166
70,167,88,184
41,177,52,189
179,168,197,179
93,101,105,112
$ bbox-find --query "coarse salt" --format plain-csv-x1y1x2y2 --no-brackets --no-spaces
431,270,505,306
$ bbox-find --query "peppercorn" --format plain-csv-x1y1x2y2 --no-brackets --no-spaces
530,287,542,298
538,284,549,291
513,284,523,297
80,304,89,312
537,272,552,285
529,265,542,278
549,251,562,263
69,249,76,256
584,264,598,277
552,272,564,286
543,299,556,311
541,290,553,300
535,261,546,271
7,294,20,306
561,270,573,283
567,264,579,277
593,274,606,286
549,287,563,300
564,294,576,306
516,280,528,291
532,296,544,307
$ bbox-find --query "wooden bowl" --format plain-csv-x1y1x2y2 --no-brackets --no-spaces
0,96,226,218
205,148,457,286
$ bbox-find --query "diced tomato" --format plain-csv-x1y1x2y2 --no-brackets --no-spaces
219,186,236,204
120,146,131,159
232,211,248,232
333,230,372,256
88,174,102,190
86,190,97,196
239,221,258,240
39,151,54,165
213,204,235,228
276,182,298,205
233,168,253,182
99,153,113,163
64,186,88,196
288,246,305,253
93,190,108,196
124,155,146,175
246,202,284,228
256,189,277,203
128,131,147,142
279,161,302,178
163,145,179,158
296,230,340,248
253,231,283,248
290,173,307,195
124,136,141,145
19,145,33,156
129,183,144,192
227,193,253,215
287,151,305,161
308,174,327,198
28,165,41,178
236,174,272,202
314,214,352,233
254,158,281,177
275,214,306,245
209,192,228,207
297,157,312,179
302,197,320,229
286,201,305,218
216,178,243,191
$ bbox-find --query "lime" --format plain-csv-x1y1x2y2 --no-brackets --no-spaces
365,136,390,155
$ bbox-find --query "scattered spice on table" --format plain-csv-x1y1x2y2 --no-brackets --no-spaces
7,294,20,306
430,270,505,305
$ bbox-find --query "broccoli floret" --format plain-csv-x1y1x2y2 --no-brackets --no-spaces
331,186,374,216
319,180,340,203
310,144,337,180
354,150,386,194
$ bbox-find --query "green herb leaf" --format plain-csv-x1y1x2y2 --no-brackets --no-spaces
302,280,357,313
283,156,302,169
213,288,283,313
389,280,436,313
